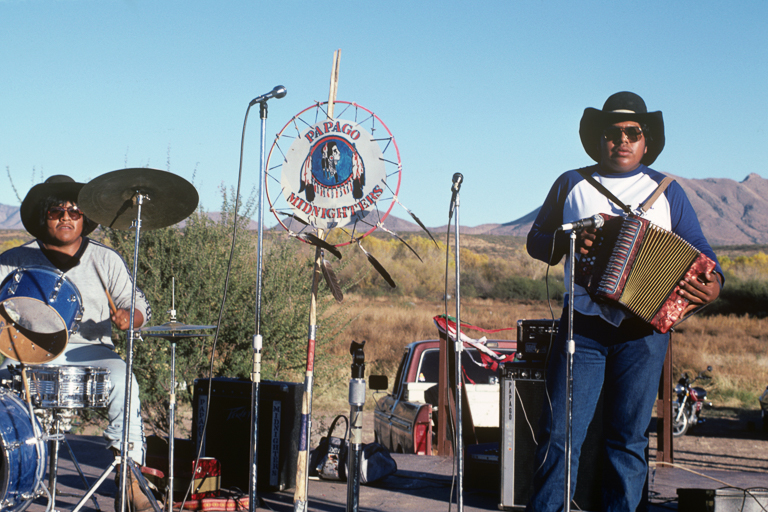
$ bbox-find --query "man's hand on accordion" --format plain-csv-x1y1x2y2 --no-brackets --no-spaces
576,227,600,256
679,271,723,315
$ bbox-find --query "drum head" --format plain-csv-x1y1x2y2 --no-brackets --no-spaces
0,301,68,364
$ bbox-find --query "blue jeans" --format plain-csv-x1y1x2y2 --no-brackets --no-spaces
525,310,669,512
1,344,146,464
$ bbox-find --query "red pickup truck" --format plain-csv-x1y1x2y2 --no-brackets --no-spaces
371,339,516,455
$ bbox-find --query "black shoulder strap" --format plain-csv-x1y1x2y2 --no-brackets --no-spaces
577,168,632,214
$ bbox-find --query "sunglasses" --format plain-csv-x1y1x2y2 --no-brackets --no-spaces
47,206,83,221
603,126,644,143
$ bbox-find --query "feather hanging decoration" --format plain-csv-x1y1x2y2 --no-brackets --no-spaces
377,223,423,263
276,210,309,226
289,231,343,260
357,241,396,288
321,258,344,303
394,196,438,247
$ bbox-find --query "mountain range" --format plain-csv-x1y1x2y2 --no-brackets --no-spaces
2,172,767,247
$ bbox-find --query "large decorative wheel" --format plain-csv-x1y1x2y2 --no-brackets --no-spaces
265,101,403,247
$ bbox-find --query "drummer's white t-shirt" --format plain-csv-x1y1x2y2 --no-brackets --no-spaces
0,238,151,349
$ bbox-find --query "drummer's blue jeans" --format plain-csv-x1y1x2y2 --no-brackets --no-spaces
0,344,146,465
525,311,669,512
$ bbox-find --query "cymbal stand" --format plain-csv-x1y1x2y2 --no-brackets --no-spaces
73,192,161,512
166,279,178,512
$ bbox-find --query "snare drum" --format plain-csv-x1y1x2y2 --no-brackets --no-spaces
0,266,84,364
9,365,112,409
0,388,47,512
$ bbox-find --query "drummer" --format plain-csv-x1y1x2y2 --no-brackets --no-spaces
0,176,152,471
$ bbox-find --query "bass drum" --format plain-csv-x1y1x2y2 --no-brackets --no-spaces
0,388,47,512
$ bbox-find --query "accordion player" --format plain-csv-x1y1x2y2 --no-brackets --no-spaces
575,213,717,333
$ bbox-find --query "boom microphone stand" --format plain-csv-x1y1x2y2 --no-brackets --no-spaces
564,230,577,512
249,85,286,512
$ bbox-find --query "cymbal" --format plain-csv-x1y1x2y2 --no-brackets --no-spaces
78,168,199,230
142,331,214,340
139,321,217,333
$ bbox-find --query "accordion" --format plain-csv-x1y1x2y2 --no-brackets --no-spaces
575,214,716,333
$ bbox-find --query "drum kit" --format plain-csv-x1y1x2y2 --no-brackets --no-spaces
0,168,212,512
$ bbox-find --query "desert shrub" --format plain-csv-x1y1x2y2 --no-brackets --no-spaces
702,276,768,318
490,276,565,301
106,187,347,435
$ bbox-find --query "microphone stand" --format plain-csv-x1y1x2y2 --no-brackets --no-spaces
249,99,270,512
346,341,366,512
450,179,464,512
564,231,577,512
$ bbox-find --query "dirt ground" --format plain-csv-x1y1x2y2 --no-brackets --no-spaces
648,409,768,475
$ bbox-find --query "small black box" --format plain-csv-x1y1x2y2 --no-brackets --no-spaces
516,319,559,362
678,488,768,512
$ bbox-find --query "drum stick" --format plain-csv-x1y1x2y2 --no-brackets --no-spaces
95,268,118,316
21,367,32,405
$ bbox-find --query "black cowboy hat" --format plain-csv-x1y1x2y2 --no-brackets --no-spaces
20,175,99,240
579,91,665,165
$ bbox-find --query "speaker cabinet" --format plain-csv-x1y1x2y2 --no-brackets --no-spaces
499,363,603,511
192,378,302,492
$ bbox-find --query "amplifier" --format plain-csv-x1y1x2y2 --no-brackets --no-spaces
678,488,768,512
499,362,603,511
516,319,559,362
192,378,302,492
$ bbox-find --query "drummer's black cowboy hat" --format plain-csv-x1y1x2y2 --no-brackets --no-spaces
20,175,99,240
579,91,665,165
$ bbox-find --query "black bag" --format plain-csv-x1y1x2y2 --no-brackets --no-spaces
309,415,397,484
309,415,348,481
358,442,397,484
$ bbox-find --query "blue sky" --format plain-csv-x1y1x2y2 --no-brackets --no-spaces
2,1,766,229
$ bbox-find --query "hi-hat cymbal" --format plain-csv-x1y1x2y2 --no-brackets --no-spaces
142,331,214,340
139,321,216,333
78,168,199,230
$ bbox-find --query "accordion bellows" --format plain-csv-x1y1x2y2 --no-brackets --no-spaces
575,214,716,333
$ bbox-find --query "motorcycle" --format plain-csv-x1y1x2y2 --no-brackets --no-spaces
672,366,713,437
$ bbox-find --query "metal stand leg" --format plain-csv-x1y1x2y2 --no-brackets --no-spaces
46,411,101,510
71,454,162,512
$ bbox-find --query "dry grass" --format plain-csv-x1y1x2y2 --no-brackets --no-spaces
672,314,768,408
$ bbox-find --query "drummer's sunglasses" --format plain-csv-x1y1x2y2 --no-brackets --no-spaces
46,206,83,221
603,126,644,143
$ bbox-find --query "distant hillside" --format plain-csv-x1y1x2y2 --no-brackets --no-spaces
2,172,767,247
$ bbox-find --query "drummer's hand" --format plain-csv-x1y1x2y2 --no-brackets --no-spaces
679,271,722,315
576,227,599,256
111,309,143,330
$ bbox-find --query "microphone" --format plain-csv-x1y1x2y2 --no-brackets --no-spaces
249,85,287,106
559,213,604,232
449,173,463,215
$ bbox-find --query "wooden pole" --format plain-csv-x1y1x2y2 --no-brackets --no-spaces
293,49,341,512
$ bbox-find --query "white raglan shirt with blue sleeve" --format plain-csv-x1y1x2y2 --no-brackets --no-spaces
527,164,721,327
